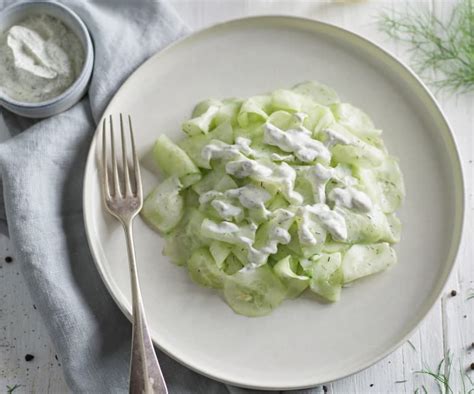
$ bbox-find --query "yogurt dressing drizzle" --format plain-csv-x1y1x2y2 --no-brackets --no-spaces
199,115,376,268
264,123,331,163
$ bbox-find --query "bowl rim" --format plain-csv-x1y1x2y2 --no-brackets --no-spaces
0,0,94,108
82,15,465,390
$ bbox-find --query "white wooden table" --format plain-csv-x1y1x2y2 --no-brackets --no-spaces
0,1,472,393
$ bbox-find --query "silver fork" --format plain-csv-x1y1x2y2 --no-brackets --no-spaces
101,114,168,394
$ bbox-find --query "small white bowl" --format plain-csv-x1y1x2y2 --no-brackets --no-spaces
0,1,94,118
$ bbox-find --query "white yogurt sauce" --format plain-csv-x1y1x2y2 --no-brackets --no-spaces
225,158,273,178
199,190,223,205
0,14,84,102
270,153,295,162
202,140,242,163
329,187,372,212
306,204,348,241
245,209,294,267
207,220,239,233
225,184,271,209
200,184,272,221
211,199,242,220
264,122,331,163
298,209,319,245
197,111,376,262
202,219,256,246
201,137,256,165
306,163,334,204
234,137,256,156
323,126,355,147
269,162,303,204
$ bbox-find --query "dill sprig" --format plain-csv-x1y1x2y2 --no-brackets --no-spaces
467,289,474,300
6,384,22,394
414,352,454,394
414,386,429,394
407,339,417,351
378,0,474,93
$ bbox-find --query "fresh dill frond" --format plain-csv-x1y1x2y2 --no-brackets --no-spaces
6,384,22,394
414,385,429,394
467,289,474,300
378,0,474,93
407,339,417,351
414,352,454,394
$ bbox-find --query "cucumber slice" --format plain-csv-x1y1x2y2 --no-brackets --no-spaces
292,81,340,106
231,244,249,266
223,253,244,275
331,141,385,168
163,233,190,266
321,241,350,254
300,104,336,136
271,89,303,112
309,253,343,302
336,206,393,244
342,243,396,283
201,218,256,246
237,95,272,127
153,135,201,186
267,193,290,211
192,166,229,195
183,105,220,135
141,176,183,233
209,241,233,268
214,175,239,193
215,98,243,126
274,255,309,298
294,174,316,205
223,265,286,317
253,209,295,252
386,213,401,243
188,248,226,289
376,157,405,212
267,110,300,130
331,103,381,138
179,121,234,169
233,123,263,141
192,99,222,118
356,156,405,213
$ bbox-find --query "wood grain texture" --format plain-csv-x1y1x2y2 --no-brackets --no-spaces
0,1,472,393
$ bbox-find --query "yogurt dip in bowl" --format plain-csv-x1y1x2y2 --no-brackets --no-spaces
0,1,94,118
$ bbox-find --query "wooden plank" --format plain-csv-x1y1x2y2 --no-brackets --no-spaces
0,230,69,393
433,1,474,392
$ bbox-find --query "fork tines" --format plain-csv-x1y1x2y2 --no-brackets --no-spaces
101,114,142,200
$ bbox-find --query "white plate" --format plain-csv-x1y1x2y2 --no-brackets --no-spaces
83,16,464,390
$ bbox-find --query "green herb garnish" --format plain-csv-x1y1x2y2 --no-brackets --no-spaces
378,0,474,93
414,386,429,394
415,352,453,394
407,339,417,351
467,289,474,300
6,384,22,393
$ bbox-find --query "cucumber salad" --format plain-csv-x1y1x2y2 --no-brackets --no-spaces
141,81,405,317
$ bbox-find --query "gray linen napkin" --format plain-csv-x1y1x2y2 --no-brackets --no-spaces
0,1,320,393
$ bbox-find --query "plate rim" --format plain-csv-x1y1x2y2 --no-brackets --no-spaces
83,15,465,390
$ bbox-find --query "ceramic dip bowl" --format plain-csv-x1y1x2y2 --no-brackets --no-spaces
0,1,94,118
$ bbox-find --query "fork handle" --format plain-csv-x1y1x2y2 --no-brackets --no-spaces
124,222,168,394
